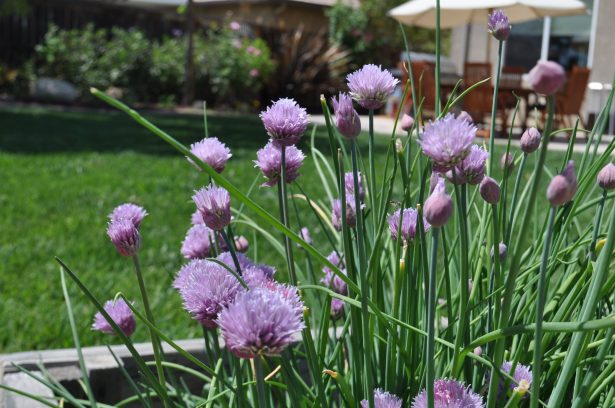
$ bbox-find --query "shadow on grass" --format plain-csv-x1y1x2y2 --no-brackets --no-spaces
0,107,391,157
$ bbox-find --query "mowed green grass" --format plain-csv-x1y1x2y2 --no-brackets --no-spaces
0,106,572,353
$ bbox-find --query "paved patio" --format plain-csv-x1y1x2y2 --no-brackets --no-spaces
311,114,615,154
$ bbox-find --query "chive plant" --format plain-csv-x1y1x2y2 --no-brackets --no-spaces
5,6,615,408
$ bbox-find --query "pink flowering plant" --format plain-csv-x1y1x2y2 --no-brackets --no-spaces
7,7,615,408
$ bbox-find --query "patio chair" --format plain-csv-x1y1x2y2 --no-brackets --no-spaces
555,66,590,129
400,60,438,121
463,63,495,135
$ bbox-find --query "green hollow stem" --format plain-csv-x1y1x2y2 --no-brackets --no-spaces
220,229,242,274
351,139,374,407
487,204,501,354
279,146,297,285
60,270,97,408
368,109,377,226
548,193,615,407
279,148,326,406
505,154,528,245
571,327,614,408
488,40,504,176
486,96,555,408
254,357,269,408
530,206,557,408
131,254,166,402
452,182,470,377
588,190,607,260
232,357,246,407
427,228,440,408
435,0,441,115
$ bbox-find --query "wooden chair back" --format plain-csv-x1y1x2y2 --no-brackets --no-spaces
463,62,492,116
557,66,590,115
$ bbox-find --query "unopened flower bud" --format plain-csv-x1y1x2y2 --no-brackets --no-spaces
520,127,541,154
192,185,232,231
235,236,249,253
528,60,566,95
547,161,577,206
480,176,501,204
332,92,361,139
473,346,483,357
597,163,615,190
488,9,511,41
401,114,414,132
491,242,508,261
501,152,515,173
107,219,141,257
423,178,453,227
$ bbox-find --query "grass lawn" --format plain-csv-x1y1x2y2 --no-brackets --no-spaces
0,106,573,353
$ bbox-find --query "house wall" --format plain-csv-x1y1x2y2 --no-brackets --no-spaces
449,23,499,77
196,2,329,32
584,0,615,124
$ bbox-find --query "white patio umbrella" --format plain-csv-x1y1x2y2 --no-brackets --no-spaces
389,0,587,67
388,0,587,28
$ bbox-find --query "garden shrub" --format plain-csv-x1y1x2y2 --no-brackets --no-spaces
31,23,275,106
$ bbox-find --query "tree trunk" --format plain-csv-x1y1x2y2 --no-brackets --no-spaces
182,0,195,106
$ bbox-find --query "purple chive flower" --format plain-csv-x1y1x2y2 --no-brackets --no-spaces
217,251,254,272
345,171,366,202
361,388,403,408
597,163,615,190
260,98,309,147
528,60,566,95
243,265,275,288
387,207,431,242
401,113,415,132
501,361,533,396
321,266,348,296
109,203,147,228
480,176,501,204
299,227,312,244
330,297,345,319
412,378,484,408
181,224,214,259
107,219,140,257
192,185,231,231
323,251,345,279
92,299,136,337
488,9,511,41
347,64,399,110
423,177,453,228
547,161,577,206
331,195,360,230
217,286,305,358
419,114,476,172
332,92,362,139
191,209,204,225
520,127,542,154
175,259,244,328
187,137,232,173
447,145,489,185
254,142,305,187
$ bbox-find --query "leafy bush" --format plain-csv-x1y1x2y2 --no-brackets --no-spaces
31,24,275,106
196,26,275,108
328,0,451,68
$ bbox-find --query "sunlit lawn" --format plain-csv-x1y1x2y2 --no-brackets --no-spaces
0,106,572,352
